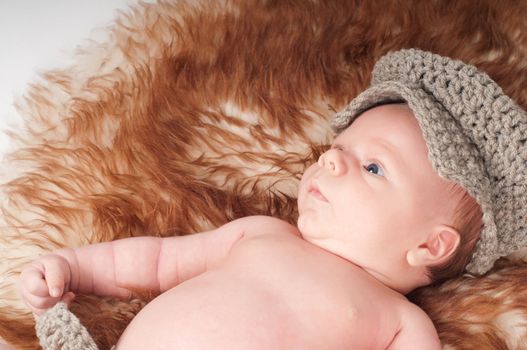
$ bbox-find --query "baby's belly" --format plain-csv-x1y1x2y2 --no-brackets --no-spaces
116,271,308,350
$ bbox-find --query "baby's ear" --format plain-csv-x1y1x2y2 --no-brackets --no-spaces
406,225,460,267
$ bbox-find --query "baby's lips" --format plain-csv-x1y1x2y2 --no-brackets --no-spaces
308,180,328,202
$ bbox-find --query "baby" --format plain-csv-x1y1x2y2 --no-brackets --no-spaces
19,49,527,349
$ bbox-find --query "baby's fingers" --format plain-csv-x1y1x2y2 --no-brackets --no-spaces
42,260,69,298
19,267,49,297
60,292,75,306
20,287,60,315
35,293,75,318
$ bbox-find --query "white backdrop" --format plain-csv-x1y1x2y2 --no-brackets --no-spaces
0,0,141,158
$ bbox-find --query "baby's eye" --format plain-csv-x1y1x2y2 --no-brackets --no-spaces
363,163,385,177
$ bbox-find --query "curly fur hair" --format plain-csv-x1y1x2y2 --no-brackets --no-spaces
1,0,527,349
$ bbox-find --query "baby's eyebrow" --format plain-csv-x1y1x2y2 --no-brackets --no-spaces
369,139,403,168
374,139,398,157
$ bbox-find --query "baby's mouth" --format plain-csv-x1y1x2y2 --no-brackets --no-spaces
308,180,328,202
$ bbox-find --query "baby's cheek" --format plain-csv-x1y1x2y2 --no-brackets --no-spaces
302,163,318,179
297,176,312,204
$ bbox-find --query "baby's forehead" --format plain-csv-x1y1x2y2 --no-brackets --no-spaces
334,104,423,146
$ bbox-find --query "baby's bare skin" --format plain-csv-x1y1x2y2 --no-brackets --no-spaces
115,217,431,349
20,105,446,349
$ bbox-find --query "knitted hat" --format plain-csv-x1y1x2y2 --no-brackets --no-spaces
332,48,527,275
36,303,98,350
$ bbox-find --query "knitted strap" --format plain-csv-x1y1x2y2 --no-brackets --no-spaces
35,303,98,350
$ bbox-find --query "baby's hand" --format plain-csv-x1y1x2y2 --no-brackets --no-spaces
19,254,75,316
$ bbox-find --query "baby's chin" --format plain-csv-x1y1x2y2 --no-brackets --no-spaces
296,211,324,243
296,211,310,237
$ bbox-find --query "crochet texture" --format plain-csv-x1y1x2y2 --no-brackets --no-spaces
36,303,98,350
332,48,527,275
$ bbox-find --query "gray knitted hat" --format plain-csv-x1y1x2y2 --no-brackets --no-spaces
332,48,527,275
36,303,98,350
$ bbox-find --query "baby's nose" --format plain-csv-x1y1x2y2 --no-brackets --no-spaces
318,150,347,176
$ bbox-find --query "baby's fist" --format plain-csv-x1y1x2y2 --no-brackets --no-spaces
19,254,75,316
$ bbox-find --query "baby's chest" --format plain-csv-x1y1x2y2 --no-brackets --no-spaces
221,236,404,348
119,235,405,350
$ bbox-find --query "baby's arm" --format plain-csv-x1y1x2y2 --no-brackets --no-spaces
387,304,441,350
64,221,244,296
20,218,246,315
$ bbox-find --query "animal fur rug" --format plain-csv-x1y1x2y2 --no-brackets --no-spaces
1,0,527,349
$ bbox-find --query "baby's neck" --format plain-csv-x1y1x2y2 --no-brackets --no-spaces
360,265,429,295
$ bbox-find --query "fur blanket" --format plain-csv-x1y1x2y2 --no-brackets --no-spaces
1,0,527,348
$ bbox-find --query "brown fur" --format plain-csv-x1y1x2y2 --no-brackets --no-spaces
410,258,527,350
1,0,527,348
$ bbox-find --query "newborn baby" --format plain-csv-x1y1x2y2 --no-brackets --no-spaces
21,104,463,349
22,48,527,349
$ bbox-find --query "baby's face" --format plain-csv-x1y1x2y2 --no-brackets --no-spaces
297,104,458,275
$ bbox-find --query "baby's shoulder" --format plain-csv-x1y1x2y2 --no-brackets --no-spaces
398,300,430,322
388,300,440,349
